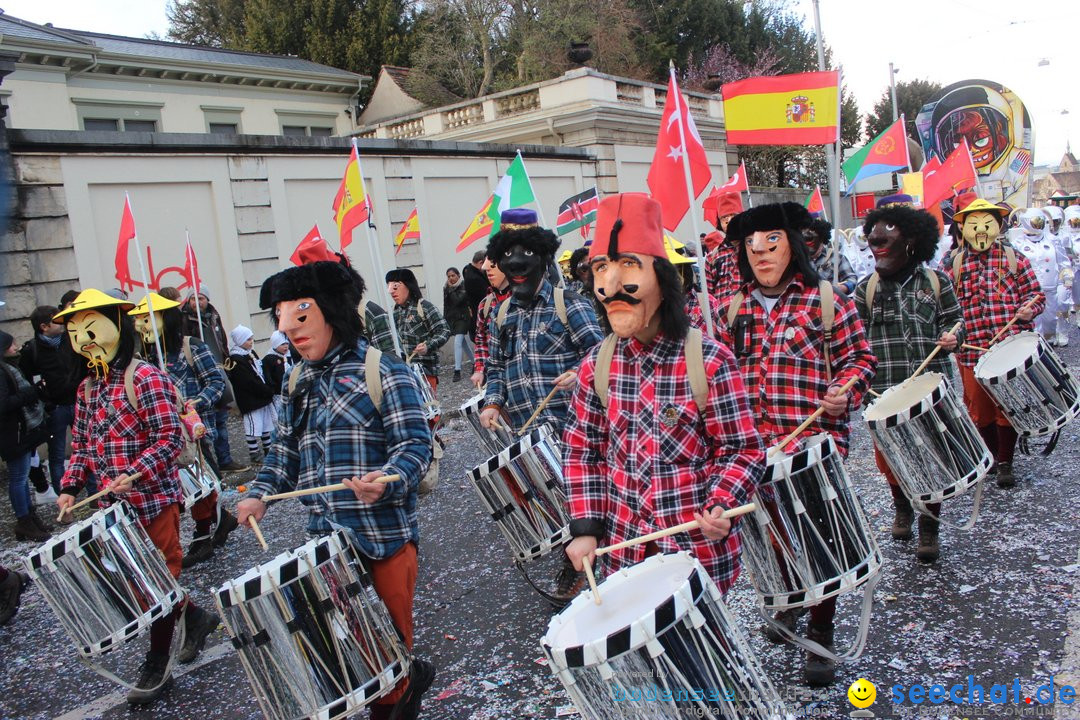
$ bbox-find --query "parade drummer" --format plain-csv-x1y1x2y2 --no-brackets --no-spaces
944,198,1044,489
386,267,450,391
853,204,965,563
715,202,876,687
237,259,435,720
562,193,764,596
701,190,744,301
53,289,219,705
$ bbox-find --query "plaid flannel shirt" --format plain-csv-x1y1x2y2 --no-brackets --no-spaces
685,288,724,337
812,246,857,294
364,301,397,356
716,274,877,456
563,331,764,593
472,287,510,376
705,241,741,301
62,362,184,525
484,279,604,431
855,268,965,392
392,298,450,376
944,244,1045,367
159,337,224,413
247,340,432,560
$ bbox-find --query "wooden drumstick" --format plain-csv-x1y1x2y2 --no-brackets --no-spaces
405,350,417,365
518,385,563,436
594,503,757,556
582,558,601,605
248,516,268,551
768,375,861,457
988,296,1039,346
488,418,508,433
910,321,963,378
57,473,142,521
962,343,989,352
867,389,882,398
261,475,402,501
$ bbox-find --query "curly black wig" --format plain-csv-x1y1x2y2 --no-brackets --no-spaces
729,203,820,287
259,260,367,349
862,205,941,264
485,225,561,264
807,217,834,244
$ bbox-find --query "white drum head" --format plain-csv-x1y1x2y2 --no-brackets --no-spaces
545,553,695,649
975,332,1040,379
864,373,943,422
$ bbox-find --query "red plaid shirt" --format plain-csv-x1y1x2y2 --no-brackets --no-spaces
705,240,741,301
685,288,724,338
716,274,876,456
472,286,510,376
563,331,764,593
62,362,184,525
943,245,1045,367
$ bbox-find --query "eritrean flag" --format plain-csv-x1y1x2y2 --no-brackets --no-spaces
804,185,825,217
722,71,840,146
555,187,598,239
843,116,911,191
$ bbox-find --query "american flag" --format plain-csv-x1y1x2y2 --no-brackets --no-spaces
1010,149,1032,176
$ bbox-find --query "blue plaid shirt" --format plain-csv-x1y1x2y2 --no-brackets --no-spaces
247,340,432,560
157,338,224,438
484,279,604,431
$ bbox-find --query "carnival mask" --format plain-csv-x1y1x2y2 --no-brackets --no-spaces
387,281,410,306
483,258,507,290
66,309,120,372
276,297,334,362
867,221,911,277
133,311,164,346
961,211,1001,253
592,252,661,341
746,228,792,289
499,243,547,303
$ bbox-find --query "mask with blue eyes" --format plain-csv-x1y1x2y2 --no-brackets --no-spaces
745,228,792,289
275,297,335,362
498,243,548,302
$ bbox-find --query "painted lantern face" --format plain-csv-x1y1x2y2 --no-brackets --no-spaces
275,297,334,362
591,252,661,340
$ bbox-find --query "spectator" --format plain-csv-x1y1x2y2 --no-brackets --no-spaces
261,330,291,412
226,326,277,463
443,267,474,382
19,305,79,496
0,331,51,541
463,250,489,338
568,247,591,295
387,269,450,391
58,289,80,311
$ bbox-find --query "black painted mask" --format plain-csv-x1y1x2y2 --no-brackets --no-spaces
499,243,547,302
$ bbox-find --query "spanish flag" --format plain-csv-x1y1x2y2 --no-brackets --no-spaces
722,71,840,146
394,208,421,254
332,144,370,251
457,194,495,251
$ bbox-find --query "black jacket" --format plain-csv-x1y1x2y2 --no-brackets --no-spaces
19,335,79,407
463,264,488,326
0,359,47,460
443,282,473,335
261,353,286,395
226,352,277,414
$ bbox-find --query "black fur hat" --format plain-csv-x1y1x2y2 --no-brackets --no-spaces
385,267,423,302
486,225,561,264
729,202,820,287
260,260,366,347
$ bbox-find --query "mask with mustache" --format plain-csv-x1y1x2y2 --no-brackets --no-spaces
593,252,661,340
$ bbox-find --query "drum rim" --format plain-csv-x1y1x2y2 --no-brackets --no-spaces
303,659,409,720
864,372,946,427
761,432,836,482
974,331,1042,382
466,424,555,480
755,552,883,610
26,501,137,571
76,588,185,658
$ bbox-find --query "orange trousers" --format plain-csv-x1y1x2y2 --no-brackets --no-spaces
957,363,1011,428
143,503,183,579
370,542,418,706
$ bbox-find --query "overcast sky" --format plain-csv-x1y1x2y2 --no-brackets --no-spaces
2,0,1076,165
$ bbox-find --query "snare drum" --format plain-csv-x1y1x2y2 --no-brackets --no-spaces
179,461,222,510
466,425,570,563
214,531,409,720
974,331,1080,437
409,363,440,423
25,503,183,658
740,433,881,611
460,392,515,456
865,372,990,512
542,552,786,720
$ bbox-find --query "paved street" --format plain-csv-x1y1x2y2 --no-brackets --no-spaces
1,340,1078,720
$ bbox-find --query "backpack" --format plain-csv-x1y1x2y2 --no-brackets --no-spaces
725,280,839,382
863,267,942,310
593,328,709,412
495,286,568,330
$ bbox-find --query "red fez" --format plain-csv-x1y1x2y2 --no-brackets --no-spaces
703,189,743,225
590,193,665,260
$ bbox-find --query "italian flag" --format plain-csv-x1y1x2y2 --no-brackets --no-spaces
457,152,536,251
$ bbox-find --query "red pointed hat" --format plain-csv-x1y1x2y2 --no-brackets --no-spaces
590,193,665,260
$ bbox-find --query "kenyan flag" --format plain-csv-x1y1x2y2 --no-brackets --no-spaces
556,187,599,240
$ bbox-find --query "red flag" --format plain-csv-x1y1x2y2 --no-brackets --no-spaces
115,196,136,291
332,145,370,252
924,139,979,207
290,224,336,266
804,185,825,216
183,239,201,293
647,72,712,231
716,161,749,194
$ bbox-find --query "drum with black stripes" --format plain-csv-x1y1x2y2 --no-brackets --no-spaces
974,331,1079,437
24,502,182,658
409,363,441,423
460,391,515,456
541,552,786,719
865,372,990,516
179,461,222,510
214,531,409,720
466,424,570,563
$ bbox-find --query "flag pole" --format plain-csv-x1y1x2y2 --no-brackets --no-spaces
516,150,549,228
811,0,843,286
352,138,403,357
125,193,166,370
185,229,205,343
668,61,714,338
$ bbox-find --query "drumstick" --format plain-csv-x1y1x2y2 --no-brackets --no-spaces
405,350,417,364
488,418,508,433
962,343,989,352
988,296,1039,346
582,558,601,605
594,503,757,556
57,473,143,521
910,321,963,378
248,516,268,551
768,375,861,458
518,385,563,436
261,475,402,501
867,389,882,398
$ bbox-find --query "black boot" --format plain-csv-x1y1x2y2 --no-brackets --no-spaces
29,508,53,534
13,515,50,542
763,607,807,643
917,511,940,563
0,571,29,625
178,605,219,663
212,509,239,548
889,484,914,540
996,461,1015,488
398,658,436,720
126,652,172,705
551,555,585,602
181,536,214,568
804,622,836,686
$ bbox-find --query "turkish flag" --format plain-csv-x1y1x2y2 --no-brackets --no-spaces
647,72,712,231
716,161,749,194
183,239,201,294
924,139,978,207
115,196,136,291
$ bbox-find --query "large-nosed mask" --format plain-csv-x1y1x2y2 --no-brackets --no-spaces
67,309,120,373
275,297,335,362
746,228,792,289
961,211,1002,253
592,252,661,340
498,243,547,303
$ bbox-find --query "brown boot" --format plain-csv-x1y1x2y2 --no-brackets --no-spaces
996,461,1015,488
804,622,836,686
13,515,50,542
889,484,914,540
916,511,940,563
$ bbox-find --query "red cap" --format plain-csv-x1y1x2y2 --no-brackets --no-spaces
703,189,743,225
590,193,665,260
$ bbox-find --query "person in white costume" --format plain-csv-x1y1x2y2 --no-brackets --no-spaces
1063,206,1080,328
1009,208,1071,345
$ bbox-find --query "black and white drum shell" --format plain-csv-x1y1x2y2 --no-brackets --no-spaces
24,502,183,658
974,331,1079,437
179,462,222,510
409,363,440,422
466,424,570,564
460,391,515,456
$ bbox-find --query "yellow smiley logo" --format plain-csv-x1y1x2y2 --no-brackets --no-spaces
848,678,876,709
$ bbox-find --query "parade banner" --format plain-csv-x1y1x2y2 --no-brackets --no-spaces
648,72,712,231
843,116,910,190
915,79,1033,208
722,71,840,145
394,208,420,254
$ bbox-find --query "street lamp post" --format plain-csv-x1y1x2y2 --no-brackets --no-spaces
889,62,900,122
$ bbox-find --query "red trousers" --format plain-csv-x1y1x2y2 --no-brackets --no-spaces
957,363,1011,428
873,446,900,487
370,542,418,706
144,504,183,579
190,491,218,524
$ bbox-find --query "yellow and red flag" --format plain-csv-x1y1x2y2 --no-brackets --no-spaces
722,71,840,146
394,208,421,254
332,144,370,252
458,194,495,252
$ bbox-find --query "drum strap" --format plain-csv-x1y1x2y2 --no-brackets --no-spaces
85,361,143,412
496,286,567,330
593,329,708,412
286,347,384,413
